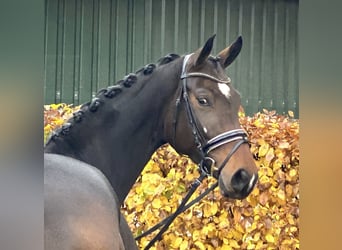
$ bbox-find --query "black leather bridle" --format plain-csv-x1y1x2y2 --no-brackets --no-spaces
137,54,250,249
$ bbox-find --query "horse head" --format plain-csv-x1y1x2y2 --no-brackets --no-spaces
165,35,258,199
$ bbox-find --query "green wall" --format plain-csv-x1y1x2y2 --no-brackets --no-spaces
44,0,298,117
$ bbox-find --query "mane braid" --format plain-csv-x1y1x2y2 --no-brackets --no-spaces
157,53,180,66
80,101,91,109
136,63,156,75
121,73,138,88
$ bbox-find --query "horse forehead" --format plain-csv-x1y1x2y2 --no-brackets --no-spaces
217,83,231,100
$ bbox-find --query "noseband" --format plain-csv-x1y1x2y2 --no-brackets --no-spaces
176,54,249,178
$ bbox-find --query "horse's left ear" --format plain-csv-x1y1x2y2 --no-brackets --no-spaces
217,36,243,68
193,34,216,67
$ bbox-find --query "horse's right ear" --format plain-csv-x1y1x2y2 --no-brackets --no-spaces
217,36,243,68
192,34,216,67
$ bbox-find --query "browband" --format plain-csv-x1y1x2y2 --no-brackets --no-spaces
181,53,231,84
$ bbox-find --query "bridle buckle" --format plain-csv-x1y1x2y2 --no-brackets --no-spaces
200,157,216,176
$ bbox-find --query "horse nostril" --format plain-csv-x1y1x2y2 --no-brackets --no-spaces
231,169,251,193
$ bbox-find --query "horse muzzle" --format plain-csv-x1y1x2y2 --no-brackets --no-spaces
218,169,258,199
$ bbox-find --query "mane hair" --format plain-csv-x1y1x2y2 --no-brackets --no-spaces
45,53,180,144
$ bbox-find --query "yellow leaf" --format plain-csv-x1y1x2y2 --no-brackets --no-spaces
218,220,230,229
202,223,216,236
288,110,294,117
265,233,275,243
247,243,256,249
50,103,60,110
167,168,176,179
179,240,188,250
273,159,282,170
290,226,298,233
203,204,211,217
54,119,65,126
151,199,162,209
246,194,258,207
154,183,166,195
289,169,297,178
235,223,245,234
265,147,275,162
210,202,218,215
258,143,269,157
265,167,274,177
253,232,261,241
142,183,157,195
285,184,293,197
44,124,51,131
220,245,233,250
255,241,264,249
194,241,206,250
287,214,296,225
277,189,286,201
192,230,201,241
162,205,171,212
229,239,240,248
259,175,269,185
278,141,290,149
170,237,183,248
253,118,265,128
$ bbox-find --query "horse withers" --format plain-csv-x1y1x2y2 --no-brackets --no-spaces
44,35,258,249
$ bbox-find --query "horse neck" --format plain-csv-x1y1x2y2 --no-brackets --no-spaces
45,62,182,204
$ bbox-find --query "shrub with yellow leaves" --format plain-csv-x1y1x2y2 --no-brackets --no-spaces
44,105,299,250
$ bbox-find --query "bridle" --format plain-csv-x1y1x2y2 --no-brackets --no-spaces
137,54,250,249
177,53,249,178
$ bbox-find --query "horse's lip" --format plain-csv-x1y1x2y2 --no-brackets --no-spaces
218,177,235,198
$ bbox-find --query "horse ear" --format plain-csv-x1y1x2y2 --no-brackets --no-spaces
193,34,216,67
217,36,243,68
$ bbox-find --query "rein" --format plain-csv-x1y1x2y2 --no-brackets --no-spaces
136,54,249,249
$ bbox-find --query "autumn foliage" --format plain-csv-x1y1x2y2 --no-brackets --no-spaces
44,104,299,250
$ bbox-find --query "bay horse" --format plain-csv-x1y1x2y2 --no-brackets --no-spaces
44,35,258,249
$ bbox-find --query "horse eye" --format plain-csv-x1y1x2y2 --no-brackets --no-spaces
197,97,209,106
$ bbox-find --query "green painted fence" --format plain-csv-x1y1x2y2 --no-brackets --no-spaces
44,0,298,117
